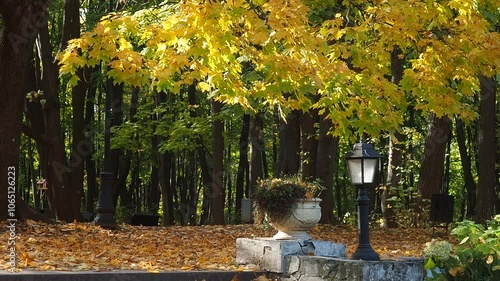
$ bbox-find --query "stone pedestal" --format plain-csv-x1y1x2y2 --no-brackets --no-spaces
236,238,424,281
236,238,346,273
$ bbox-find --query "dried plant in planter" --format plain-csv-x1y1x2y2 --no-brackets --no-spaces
253,175,324,223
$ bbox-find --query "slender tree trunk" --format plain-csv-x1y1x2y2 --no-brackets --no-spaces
301,110,319,179
381,133,404,228
249,113,264,223
84,81,97,213
456,118,476,219
160,151,175,225
64,0,86,221
249,113,263,196
187,150,198,224
225,139,233,220
24,46,47,212
39,18,79,222
381,47,404,228
108,81,126,208
150,135,160,214
186,83,212,225
235,114,250,222
476,75,497,223
211,99,225,225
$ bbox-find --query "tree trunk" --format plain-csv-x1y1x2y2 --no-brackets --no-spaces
65,0,86,221
187,150,198,225
381,47,404,228
186,83,212,225
476,75,497,223
417,114,451,200
235,114,250,222
278,111,301,175
150,136,160,214
301,110,319,179
249,113,263,196
0,0,52,221
381,133,404,228
160,151,175,225
455,118,476,219
39,14,78,222
211,99,225,225
316,116,338,224
84,81,97,213
108,81,126,208
24,45,47,212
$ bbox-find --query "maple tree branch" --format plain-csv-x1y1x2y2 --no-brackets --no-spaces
245,0,269,22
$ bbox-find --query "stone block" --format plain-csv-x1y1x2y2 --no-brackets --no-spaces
283,256,425,281
236,238,346,273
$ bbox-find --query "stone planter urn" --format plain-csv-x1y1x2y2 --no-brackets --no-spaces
268,198,322,240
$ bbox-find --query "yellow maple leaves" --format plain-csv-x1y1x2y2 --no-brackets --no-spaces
59,0,329,112
57,0,500,138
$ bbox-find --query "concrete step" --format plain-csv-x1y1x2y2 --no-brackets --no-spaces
283,256,424,281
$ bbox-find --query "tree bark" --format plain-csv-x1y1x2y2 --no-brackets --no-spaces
381,133,404,228
455,118,476,219
211,99,225,225
65,0,86,221
0,0,52,221
38,22,78,222
417,114,451,201
316,116,338,224
84,81,97,213
301,110,319,179
107,81,126,208
235,114,250,222
278,111,301,175
159,151,175,225
249,113,263,197
381,47,404,228
476,75,497,223
186,83,212,225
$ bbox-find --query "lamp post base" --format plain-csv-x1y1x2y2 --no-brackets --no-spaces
94,172,116,229
94,213,117,229
351,243,380,261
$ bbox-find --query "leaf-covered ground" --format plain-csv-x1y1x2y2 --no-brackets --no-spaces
1,220,448,272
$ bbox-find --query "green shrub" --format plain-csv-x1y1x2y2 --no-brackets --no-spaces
424,215,500,280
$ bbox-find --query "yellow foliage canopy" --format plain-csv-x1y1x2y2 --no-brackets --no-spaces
59,0,499,137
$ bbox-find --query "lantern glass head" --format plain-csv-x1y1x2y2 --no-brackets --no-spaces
345,143,382,185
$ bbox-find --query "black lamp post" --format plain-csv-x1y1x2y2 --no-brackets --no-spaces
94,80,116,228
345,142,382,261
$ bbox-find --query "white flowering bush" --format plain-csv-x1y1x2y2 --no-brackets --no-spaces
423,215,500,281
424,240,453,263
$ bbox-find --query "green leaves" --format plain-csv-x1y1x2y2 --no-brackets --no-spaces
424,216,500,280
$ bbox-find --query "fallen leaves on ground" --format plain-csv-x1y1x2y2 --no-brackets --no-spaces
0,220,448,272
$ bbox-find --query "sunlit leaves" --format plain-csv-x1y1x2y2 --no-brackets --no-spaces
59,0,331,112
322,0,499,134
58,0,500,138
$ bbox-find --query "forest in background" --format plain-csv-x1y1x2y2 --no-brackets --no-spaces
0,0,498,227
